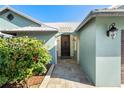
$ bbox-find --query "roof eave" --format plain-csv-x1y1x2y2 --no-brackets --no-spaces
75,11,95,32
0,30,58,32
0,6,58,30
75,10,124,32
0,6,42,26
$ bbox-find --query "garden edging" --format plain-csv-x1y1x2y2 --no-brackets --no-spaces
39,64,55,88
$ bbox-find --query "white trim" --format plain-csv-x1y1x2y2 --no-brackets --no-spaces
70,35,74,57
75,12,95,32
96,57,121,62
0,32,13,38
75,9,124,32
0,27,58,32
108,5,123,9
57,36,61,57
55,37,57,64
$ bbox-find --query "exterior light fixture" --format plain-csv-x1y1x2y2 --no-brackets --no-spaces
107,23,118,39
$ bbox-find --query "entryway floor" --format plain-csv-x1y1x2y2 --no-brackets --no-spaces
46,59,94,88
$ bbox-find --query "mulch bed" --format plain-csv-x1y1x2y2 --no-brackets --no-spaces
1,64,51,88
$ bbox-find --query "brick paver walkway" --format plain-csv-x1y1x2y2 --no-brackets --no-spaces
46,59,94,88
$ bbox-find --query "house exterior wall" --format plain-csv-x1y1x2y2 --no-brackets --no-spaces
17,32,57,64
0,10,40,30
78,19,96,84
78,16,122,87
95,16,121,86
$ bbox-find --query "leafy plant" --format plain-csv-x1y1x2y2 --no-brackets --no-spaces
0,75,8,87
0,36,52,87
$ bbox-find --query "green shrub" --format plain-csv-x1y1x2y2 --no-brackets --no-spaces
0,36,52,87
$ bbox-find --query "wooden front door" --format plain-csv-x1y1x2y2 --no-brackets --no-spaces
61,35,70,57
121,31,124,83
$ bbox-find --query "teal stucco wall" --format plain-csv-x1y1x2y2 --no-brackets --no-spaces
78,19,96,85
95,17,121,87
0,10,40,30
78,16,122,87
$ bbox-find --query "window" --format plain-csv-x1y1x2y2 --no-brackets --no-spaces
7,14,14,21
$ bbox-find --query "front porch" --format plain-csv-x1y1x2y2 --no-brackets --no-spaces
46,59,94,88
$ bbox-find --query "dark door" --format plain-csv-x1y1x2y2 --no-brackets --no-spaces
121,31,124,84
61,35,70,57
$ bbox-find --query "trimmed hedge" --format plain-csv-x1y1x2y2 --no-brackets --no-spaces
0,36,52,87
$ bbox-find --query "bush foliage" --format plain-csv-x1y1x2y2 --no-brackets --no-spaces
0,36,52,87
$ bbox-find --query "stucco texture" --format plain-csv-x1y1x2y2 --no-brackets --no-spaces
96,17,121,87
78,19,96,85
78,16,122,87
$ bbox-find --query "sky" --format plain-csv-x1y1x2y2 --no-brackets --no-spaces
0,5,110,22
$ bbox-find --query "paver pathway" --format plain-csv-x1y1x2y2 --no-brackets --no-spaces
46,59,94,88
